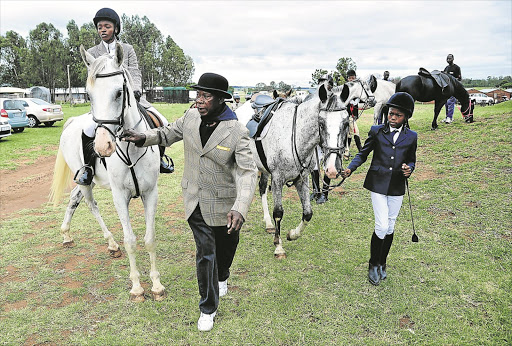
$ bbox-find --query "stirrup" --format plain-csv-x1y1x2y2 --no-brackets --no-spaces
160,155,174,174
74,165,95,185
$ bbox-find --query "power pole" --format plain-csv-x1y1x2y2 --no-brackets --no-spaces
67,64,73,107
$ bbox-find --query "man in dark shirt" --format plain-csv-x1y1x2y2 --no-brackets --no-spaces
383,71,390,81
443,54,462,124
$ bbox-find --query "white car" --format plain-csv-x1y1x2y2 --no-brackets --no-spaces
17,98,64,127
470,93,494,106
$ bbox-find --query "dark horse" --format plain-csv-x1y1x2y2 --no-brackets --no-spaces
396,73,472,130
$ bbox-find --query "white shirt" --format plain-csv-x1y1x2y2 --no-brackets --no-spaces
102,40,117,57
391,125,403,143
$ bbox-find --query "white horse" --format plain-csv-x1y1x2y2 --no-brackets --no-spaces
367,74,396,124
50,44,165,302
249,85,349,258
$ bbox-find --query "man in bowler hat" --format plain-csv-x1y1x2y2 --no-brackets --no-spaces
121,72,258,331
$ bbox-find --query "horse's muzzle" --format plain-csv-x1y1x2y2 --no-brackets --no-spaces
94,127,117,158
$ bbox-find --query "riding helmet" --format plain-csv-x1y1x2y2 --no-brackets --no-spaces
93,8,121,34
386,92,415,118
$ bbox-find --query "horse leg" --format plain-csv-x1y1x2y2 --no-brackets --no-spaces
287,177,312,241
112,191,144,301
141,189,166,301
79,185,122,258
374,103,382,125
60,186,82,247
260,173,275,233
271,179,286,259
432,101,445,130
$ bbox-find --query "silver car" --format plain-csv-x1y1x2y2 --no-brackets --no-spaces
17,98,64,127
0,116,12,139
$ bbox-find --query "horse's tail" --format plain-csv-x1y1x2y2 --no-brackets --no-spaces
49,148,73,206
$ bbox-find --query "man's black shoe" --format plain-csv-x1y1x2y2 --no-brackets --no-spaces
368,263,380,286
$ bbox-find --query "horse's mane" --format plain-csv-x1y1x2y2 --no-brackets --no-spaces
86,55,134,91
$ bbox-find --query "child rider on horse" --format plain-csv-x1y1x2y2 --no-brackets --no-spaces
76,7,174,186
342,92,418,286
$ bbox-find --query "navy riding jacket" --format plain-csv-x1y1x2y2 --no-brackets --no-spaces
347,124,417,196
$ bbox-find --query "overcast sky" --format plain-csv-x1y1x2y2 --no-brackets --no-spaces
1,0,511,87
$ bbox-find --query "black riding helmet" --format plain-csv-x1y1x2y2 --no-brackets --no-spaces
386,92,415,118
93,8,121,35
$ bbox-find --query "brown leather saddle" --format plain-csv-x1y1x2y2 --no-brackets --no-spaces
418,68,451,94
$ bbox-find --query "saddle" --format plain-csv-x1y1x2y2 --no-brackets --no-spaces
137,102,162,129
418,68,451,95
246,95,286,138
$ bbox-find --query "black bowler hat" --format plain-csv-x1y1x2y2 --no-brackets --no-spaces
191,72,232,99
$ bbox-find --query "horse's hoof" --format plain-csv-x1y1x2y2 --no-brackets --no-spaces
431,126,438,131
274,253,287,260
266,227,276,234
287,233,299,241
130,293,145,302
109,248,122,258
63,240,75,248
151,289,166,301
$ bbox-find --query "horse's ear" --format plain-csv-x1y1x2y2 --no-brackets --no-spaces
319,84,328,102
80,45,95,68
340,84,349,102
273,90,279,99
114,42,124,68
287,89,293,97
370,75,377,93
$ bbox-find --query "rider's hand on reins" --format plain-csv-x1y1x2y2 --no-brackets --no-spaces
227,210,244,234
119,129,146,147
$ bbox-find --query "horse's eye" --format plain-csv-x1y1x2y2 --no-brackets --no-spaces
116,90,122,99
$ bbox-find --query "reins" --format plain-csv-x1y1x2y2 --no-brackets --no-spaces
91,68,150,198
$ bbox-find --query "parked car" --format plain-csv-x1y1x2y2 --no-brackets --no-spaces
0,98,29,133
0,116,12,140
470,93,494,106
17,98,64,127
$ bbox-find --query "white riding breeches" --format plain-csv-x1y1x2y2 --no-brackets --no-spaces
371,192,404,239
83,106,168,137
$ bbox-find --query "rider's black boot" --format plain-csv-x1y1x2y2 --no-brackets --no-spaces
159,146,174,174
316,175,331,204
310,169,321,201
379,233,394,280
369,232,383,286
76,132,96,186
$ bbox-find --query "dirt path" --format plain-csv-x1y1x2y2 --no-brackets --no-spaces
0,157,60,219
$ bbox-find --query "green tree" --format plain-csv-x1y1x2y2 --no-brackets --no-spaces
25,23,69,100
310,68,328,86
120,14,164,91
335,57,357,84
278,81,292,92
159,36,194,86
0,31,27,86
66,20,98,87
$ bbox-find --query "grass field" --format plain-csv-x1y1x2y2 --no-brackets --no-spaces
0,100,511,344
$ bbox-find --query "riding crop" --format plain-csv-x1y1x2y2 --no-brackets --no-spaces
405,178,418,242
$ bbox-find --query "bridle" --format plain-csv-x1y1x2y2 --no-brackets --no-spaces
353,79,375,118
90,68,149,198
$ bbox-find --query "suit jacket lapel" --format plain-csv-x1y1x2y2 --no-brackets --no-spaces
202,121,232,154
394,127,409,145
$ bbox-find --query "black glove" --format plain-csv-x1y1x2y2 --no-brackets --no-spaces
119,129,146,147
134,90,141,102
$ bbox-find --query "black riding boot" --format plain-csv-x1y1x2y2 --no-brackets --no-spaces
354,135,362,152
379,233,394,280
76,132,96,186
159,146,174,173
369,232,384,285
316,175,331,204
310,170,321,201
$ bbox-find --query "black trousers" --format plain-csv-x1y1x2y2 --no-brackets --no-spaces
187,205,240,314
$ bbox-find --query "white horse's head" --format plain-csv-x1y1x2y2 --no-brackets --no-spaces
80,44,134,158
337,79,376,108
317,84,350,179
